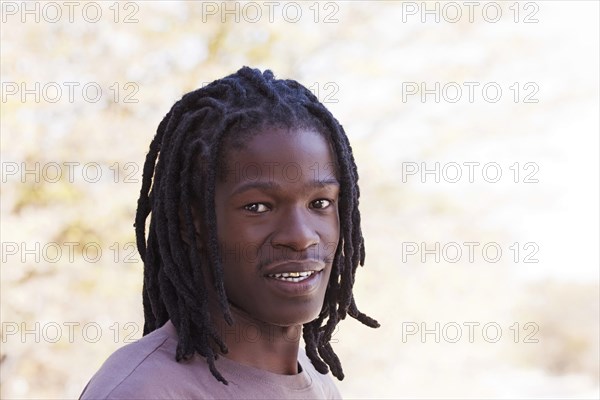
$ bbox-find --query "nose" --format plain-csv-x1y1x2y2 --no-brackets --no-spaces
271,206,319,252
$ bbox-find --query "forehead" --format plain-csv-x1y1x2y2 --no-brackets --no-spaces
218,127,339,186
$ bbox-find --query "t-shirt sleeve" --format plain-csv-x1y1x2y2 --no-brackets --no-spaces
79,335,172,400
323,373,343,399
297,348,343,399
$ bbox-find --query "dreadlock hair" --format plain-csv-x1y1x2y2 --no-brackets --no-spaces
135,66,379,385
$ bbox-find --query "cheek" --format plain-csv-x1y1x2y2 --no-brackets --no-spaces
313,217,340,263
323,208,341,244
215,216,268,272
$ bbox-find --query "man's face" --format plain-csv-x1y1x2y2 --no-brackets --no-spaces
213,127,340,326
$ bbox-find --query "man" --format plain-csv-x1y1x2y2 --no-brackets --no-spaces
80,66,378,399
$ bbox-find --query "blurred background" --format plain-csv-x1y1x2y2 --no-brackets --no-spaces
1,1,598,398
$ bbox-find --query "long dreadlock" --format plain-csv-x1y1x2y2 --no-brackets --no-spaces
135,66,379,385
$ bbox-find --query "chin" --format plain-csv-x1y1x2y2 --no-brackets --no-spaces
266,306,324,327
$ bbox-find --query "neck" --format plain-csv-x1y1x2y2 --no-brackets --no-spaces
210,300,302,375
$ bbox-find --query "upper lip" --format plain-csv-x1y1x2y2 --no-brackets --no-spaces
262,260,324,276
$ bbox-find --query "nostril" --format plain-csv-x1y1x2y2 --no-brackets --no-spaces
271,240,319,253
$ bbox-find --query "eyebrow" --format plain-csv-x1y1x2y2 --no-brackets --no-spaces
230,178,340,197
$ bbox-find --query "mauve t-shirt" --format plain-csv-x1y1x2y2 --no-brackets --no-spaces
79,320,342,399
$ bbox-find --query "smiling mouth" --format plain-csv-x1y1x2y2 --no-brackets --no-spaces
266,270,318,282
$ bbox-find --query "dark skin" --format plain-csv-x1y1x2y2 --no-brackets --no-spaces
193,127,341,376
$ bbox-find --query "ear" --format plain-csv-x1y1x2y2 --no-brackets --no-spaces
179,205,204,249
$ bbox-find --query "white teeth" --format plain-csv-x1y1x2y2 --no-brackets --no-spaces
268,271,316,282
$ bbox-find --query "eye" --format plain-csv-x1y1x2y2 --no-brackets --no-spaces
311,199,332,209
244,203,270,213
